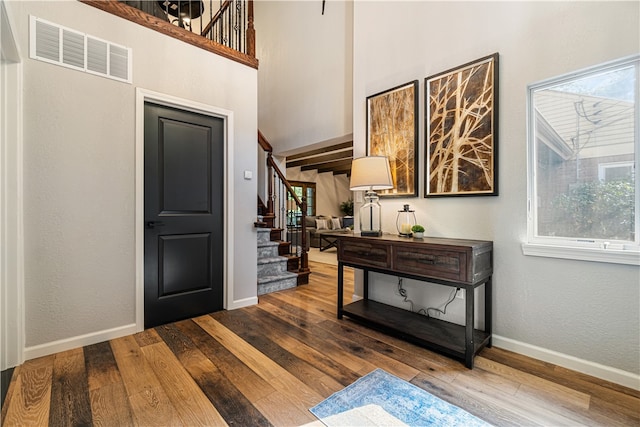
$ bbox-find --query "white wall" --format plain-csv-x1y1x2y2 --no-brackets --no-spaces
353,1,640,380
286,167,350,217
255,0,353,154
6,1,257,357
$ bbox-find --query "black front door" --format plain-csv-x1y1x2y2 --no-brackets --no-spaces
144,102,224,328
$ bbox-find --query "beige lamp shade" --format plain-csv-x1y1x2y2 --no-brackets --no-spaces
349,156,394,191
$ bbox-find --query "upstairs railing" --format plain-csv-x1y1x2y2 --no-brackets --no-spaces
259,131,309,276
80,0,257,68
200,0,254,56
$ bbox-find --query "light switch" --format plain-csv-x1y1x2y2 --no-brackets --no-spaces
244,170,253,180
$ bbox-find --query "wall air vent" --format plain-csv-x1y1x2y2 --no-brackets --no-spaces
30,16,132,84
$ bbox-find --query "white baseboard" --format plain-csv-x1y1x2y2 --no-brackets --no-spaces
22,296,257,361
23,323,139,361
227,296,259,310
492,335,640,391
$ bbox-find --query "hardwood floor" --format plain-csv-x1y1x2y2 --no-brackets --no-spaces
2,260,639,426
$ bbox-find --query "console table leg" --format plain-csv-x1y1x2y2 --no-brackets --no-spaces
363,270,369,300
337,261,344,319
486,277,492,348
465,287,474,369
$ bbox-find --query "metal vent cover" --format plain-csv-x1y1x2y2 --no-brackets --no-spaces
30,16,132,83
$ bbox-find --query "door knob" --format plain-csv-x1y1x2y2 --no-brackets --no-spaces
147,221,165,229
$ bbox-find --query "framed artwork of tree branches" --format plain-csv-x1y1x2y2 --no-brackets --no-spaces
366,80,419,198
425,53,499,197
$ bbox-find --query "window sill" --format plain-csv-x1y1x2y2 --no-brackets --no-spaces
521,243,640,266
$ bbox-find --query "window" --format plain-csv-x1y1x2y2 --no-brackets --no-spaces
287,181,316,226
598,161,634,182
524,55,640,265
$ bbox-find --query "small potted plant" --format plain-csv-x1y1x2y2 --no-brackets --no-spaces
340,198,355,229
411,224,425,239
340,198,354,217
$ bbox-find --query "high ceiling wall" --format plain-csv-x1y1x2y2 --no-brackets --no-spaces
254,1,353,155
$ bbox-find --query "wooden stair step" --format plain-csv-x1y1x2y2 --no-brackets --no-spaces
281,254,300,272
260,214,275,228
296,270,311,285
278,241,291,256
270,228,282,241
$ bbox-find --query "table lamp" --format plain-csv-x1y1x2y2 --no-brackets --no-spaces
349,156,393,236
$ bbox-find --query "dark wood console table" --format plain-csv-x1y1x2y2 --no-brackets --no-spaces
336,234,493,368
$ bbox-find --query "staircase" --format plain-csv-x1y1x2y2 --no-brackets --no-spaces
256,211,311,293
256,131,311,295
256,228,299,295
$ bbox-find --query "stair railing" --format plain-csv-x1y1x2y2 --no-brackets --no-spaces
258,132,309,276
200,0,255,56
82,0,257,68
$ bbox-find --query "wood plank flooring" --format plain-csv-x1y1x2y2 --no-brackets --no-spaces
2,260,639,426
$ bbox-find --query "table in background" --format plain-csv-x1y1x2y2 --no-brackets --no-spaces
318,230,351,252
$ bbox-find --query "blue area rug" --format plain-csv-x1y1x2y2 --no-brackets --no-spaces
310,369,491,427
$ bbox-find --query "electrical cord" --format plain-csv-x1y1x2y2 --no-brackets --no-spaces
396,277,458,318
397,278,412,311
397,278,425,314
426,287,458,318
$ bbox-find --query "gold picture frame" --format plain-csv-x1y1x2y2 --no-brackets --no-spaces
425,53,499,197
366,80,419,198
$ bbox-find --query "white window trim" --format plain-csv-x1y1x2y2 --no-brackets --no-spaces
522,242,640,266
525,54,640,266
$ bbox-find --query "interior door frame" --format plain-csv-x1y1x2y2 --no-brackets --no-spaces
135,88,234,331
1,0,25,370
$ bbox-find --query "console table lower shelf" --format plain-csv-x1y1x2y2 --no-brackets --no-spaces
340,299,491,366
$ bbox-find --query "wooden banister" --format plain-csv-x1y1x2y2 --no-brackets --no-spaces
258,130,272,153
79,0,258,69
200,0,232,37
267,154,302,206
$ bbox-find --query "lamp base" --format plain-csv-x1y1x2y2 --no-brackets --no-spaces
361,231,382,237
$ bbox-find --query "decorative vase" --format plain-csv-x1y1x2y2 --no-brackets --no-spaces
413,232,424,239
